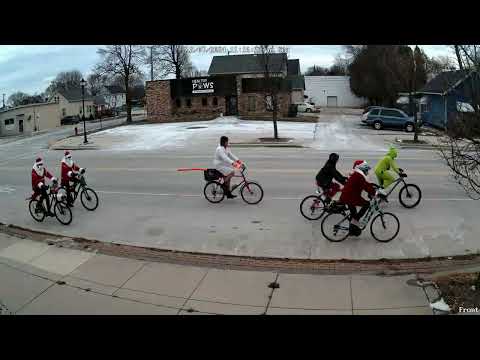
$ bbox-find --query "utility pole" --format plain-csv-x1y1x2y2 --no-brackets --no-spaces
2,93,5,108
150,46,154,81
413,47,419,143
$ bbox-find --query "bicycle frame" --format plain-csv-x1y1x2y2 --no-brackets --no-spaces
66,175,87,202
382,177,406,197
333,197,383,231
217,166,251,193
35,186,62,214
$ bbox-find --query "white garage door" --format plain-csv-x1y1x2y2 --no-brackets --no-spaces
327,96,338,107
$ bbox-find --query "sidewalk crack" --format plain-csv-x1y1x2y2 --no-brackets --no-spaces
263,273,280,315
177,268,210,315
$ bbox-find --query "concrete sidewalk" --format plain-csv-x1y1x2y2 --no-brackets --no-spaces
0,232,437,315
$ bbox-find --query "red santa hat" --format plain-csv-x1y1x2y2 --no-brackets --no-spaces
353,160,366,169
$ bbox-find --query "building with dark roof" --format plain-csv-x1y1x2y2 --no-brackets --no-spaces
416,70,479,128
53,88,95,119
146,53,305,122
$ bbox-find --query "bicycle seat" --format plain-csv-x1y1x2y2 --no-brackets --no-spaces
399,173,407,178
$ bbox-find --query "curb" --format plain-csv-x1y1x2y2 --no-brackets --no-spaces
50,146,101,151
231,143,304,148
2,223,480,275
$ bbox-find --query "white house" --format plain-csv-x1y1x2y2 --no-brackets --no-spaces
304,76,367,108
52,89,95,119
101,85,126,109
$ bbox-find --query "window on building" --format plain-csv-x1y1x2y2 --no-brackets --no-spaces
213,97,218,106
62,108,66,117
79,106,83,114
186,98,192,107
176,99,181,108
248,96,256,112
202,97,208,106
265,96,273,111
4,119,14,126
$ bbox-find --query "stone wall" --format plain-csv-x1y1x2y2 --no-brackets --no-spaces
147,80,227,122
146,80,172,122
146,75,293,123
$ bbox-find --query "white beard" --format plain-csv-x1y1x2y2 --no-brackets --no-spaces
33,164,45,177
63,158,73,168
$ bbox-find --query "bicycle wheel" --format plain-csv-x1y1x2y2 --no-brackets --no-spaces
203,181,225,203
321,212,350,242
398,184,422,208
240,182,264,205
80,188,99,211
370,212,400,243
54,202,73,225
300,195,326,220
28,199,46,222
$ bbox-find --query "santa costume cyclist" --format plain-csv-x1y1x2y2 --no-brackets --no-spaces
31,157,57,216
339,160,377,236
61,150,84,207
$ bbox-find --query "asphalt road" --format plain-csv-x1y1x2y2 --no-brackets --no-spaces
1,115,479,260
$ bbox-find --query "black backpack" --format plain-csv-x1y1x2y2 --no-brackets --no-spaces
204,169,223,181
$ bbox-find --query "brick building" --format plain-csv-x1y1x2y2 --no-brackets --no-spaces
146,53,304,122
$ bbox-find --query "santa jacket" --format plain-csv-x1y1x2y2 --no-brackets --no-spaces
339,169,376,207
61,159,80,185
31,166,53,192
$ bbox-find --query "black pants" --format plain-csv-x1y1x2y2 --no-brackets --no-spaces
38,188,51,212
63,180,77,204
348,204,369,222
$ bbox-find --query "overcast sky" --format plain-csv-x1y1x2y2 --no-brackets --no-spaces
0,45,453,98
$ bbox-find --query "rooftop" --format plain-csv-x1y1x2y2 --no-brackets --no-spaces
208,53,288,75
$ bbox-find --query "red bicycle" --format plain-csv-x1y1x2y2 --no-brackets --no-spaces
178,162,264,205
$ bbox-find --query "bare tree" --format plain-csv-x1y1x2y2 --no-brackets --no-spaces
438,45,480,198
87,72,106,96
151,45,192,79
94,45,146,123
45,70,83,96
257,45,286,140
8,92,29,107
7,92,44,107
183,65,208,78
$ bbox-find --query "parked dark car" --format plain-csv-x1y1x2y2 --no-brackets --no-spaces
61,115,80,125
95,108,115,119
362,106,382,114
361,107,420,132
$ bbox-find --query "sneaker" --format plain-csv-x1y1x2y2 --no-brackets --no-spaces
349,224,362,236
47,212,55,217
67,202,74,208
226,192,237,199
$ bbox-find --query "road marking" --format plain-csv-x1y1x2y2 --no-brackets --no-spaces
0,166,452,176
96,190,474,202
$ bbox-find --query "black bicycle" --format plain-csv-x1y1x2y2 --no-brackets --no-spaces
60,170,99,211
27,181,72,225
203,164,264,204
320,195,400,243
378,169,422,208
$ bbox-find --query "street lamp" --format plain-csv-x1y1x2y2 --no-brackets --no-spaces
80,78,88,144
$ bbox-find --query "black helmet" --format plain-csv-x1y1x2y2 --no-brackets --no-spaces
328,153,339,164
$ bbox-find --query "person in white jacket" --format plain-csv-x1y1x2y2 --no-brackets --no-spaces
214,136,240,199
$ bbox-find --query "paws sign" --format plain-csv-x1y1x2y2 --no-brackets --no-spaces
192,78,214,94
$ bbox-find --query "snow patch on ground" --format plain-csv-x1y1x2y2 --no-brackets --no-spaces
309,117,387,152
89,115,386,152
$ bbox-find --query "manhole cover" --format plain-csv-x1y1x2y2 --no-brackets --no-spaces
186,126,208,130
